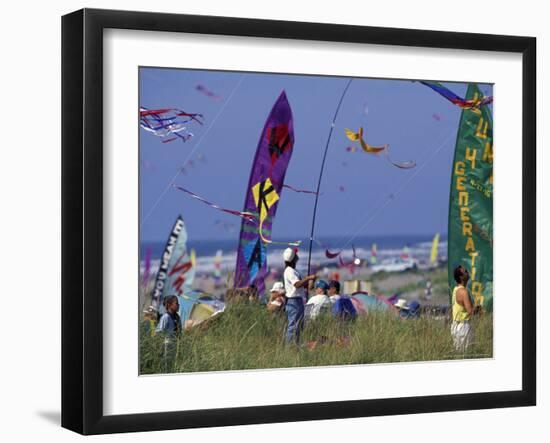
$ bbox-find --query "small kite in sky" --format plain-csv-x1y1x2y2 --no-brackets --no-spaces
140,107,204,143
339,185,346,192
196,84,222,100
345,145,358,153
420,81,493,112
345,127,416,169
345,127,387,154
432,113,442,121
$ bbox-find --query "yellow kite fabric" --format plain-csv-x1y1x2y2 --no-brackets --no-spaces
345,127,387,153
252,177,280,222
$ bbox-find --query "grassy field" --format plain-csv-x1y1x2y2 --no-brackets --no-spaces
140,302,493,375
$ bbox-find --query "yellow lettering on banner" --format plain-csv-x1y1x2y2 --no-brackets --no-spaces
471,281,484,306
476,117,489,139
252,178,279,221
482,141,493,163
469,251,478,268
458,191,469,207
463,222,473,236
455,161,466,175
460,206,470,222
471,267,477,281
457,176,466,191
465,147,477,170
465,236,475,252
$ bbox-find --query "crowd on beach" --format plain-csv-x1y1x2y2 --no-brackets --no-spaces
152,247,480,371
266,248,479,351
267,247,423,344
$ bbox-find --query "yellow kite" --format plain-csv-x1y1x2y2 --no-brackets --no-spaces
344,127,387,154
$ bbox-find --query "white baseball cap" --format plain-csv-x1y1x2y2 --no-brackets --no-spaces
270,282,285,293
283,247,296,262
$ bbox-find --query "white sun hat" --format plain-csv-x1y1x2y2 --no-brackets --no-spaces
394,299,409,310
283,247,296,262
270,282,285,293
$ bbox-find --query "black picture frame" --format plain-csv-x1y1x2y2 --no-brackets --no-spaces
62,8,536,435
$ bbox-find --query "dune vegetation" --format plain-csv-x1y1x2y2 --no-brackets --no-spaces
140,301,493,375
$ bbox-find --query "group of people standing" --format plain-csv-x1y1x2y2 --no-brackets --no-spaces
152,249,480,373
267,247,479,350
267,247,357,344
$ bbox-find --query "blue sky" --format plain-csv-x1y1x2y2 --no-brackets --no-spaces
139,68,492,244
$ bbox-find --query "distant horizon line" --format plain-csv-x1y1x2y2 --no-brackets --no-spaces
141,232,448,244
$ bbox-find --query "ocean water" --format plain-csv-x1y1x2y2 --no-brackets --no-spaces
140,234,447,275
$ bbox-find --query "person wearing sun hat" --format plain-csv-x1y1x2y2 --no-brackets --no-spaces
267,281,287,313
394,298,410,318
282,247,316,343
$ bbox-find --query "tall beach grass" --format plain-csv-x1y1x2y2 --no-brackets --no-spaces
140,302,492,374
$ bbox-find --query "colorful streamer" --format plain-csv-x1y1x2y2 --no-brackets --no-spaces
140,107,204,142
173,185,257,222
420,81,493,112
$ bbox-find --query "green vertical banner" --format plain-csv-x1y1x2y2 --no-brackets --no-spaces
448,84,493,311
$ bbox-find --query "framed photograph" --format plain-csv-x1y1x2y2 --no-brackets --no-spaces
62,8,536,435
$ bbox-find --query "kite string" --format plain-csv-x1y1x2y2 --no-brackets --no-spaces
335,130,457,252
307,78,354,274
140,74,246,226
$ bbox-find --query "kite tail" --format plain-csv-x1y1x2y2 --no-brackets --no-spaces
258,218,301,247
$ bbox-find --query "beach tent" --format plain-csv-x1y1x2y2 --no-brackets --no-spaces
177,290,225,331
350,292,390,315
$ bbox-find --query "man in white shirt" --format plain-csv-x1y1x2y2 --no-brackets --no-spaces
282,247,316,344
305,280,331,320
